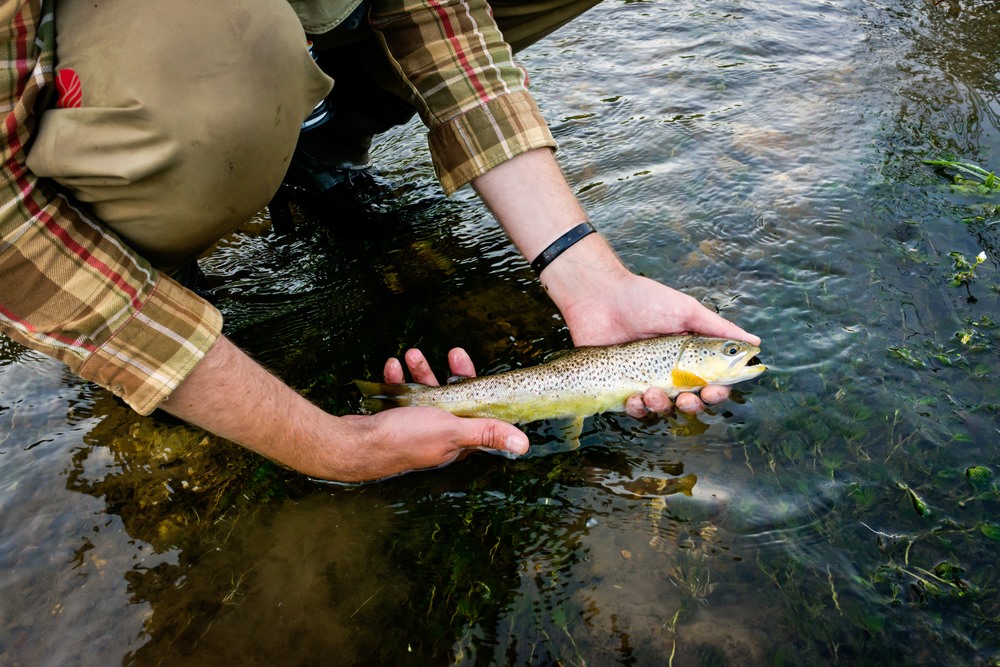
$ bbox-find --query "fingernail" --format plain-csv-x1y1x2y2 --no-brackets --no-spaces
505,434,529,455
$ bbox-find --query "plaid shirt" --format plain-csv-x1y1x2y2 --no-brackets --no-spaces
1,0,555,415
369,0,556,194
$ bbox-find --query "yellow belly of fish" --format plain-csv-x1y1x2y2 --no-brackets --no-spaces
421,369,709,422
415,387,642,423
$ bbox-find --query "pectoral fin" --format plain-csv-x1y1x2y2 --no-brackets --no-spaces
555,416,585,450
672,369,708,390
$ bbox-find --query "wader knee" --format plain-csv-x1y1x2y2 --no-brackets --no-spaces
26,0,333,271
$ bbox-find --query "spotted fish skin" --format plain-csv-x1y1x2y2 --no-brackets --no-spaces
355,336,766,424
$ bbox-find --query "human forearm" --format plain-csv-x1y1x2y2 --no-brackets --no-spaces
472,147,759,416
161,335,529,482
159,335,343,477
471,147,631,329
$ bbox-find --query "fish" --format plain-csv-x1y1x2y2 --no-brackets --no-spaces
617,473,699,498
354,335,766,424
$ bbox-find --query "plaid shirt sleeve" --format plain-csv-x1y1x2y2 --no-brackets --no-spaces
1,0,222,415
369,0,557,195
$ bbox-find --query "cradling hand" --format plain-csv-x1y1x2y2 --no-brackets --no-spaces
548,263,760,418
337,348,529,482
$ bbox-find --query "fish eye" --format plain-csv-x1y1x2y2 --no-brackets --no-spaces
724,343,740,355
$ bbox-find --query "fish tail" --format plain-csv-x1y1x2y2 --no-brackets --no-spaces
353,380,418,413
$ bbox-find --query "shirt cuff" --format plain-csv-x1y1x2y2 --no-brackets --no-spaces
428,90,557,196
76,275,223,416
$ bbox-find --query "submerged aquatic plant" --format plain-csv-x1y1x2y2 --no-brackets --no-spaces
896,481,932,518
923,158,1000,194
965,465,993,485
948,250,988,287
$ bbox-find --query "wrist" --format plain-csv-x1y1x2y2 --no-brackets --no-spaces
539,234,632,339
537,231,630,308
530,222,596,276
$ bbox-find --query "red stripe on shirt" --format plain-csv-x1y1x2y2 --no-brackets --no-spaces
426,0,490,104
4,7,145,312
6,154,146,310
12,5,30,97
2,3,141,354
0,302,98,352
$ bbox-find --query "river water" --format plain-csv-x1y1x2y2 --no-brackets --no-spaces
2,0,999,664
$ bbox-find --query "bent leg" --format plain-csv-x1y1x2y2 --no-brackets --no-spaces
492,0,604,52
26,0,333,270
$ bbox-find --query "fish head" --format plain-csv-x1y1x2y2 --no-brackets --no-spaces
673,337,767,388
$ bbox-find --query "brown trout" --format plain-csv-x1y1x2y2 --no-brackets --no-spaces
355,336,765,423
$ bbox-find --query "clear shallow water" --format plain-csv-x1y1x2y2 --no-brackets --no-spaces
2,0,999,664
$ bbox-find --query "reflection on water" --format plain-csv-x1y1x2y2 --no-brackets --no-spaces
2,0,1000,664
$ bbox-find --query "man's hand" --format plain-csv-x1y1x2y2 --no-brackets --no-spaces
162,336,527,483
472,147,760,417
341,346,529,479
550,266,759,417
338,405,528,481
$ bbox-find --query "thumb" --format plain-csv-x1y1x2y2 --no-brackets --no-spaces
687,303,760,346
460,418,529,456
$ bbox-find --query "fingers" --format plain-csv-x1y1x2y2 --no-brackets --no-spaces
674,392,707,413
447,348,477,379
385,351,438,385
673,386,729,413
699,385,731,405
642,387,672,412
385,348,479,386
383,357,405,384
626,387,672,418
687,304,761,346
462,418,529,455
625,394,649,418
626,384,731,417
403,349,440,386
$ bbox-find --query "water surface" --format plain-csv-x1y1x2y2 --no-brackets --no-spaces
2,0,999,664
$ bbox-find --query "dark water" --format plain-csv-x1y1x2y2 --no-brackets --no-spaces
2,0,999,664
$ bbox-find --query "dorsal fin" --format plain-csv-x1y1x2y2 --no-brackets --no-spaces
672,368,707,389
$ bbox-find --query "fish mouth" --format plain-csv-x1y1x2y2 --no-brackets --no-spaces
728,352,763,369
743,355,767,375
729,353,766,377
